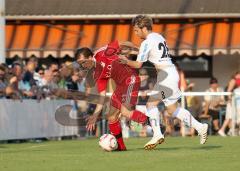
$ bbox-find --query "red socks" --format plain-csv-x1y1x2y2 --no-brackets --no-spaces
108,121,126,151
130,110,147,124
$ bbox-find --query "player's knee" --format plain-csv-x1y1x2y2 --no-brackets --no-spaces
146,102,156,109
106,111,119,122
120,106,132,118
166,102,178,116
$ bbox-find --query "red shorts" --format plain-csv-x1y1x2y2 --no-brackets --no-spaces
111,75,140,110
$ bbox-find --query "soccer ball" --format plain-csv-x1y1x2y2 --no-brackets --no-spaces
99,134,118,151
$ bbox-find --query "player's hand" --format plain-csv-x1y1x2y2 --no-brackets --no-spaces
86,114,98,131
119,56,128,65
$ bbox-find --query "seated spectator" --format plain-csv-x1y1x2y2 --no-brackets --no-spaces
185,81,201,136
203,77,225,134
0,64,8,98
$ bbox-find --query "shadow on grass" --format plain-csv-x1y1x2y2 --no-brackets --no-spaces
114,145,222,152
154,145,222,151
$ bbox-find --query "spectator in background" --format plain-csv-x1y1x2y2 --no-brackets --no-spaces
34,66,45,87
0,64,7,98
41,69,53,87
58,62,73,89
136,68,152,111
8,61,34,98
175,63,187,92
175,63,189,136
203,77,225,134
218,71,240,136
66,68,81,91
48,62,59,73
77,70,87,92
233,81,240,135
29,56,39,69
185,81,201,136
22,60,37,87
134,68,152,137
48,68,61,90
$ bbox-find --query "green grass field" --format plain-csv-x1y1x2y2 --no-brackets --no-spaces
0,136,240,171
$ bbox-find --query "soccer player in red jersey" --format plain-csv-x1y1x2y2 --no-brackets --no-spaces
77,41,148,151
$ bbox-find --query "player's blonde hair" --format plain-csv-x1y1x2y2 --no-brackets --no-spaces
132,15,153,31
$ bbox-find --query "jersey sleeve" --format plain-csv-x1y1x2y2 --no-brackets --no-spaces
96,79,108,93
137,40,151,62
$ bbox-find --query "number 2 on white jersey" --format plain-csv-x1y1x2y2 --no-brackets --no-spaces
158,41,170,59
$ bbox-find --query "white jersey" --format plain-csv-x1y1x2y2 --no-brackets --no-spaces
137,33,181,106
137,32,172,65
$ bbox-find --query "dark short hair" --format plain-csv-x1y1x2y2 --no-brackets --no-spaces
12,60,23,68
75,47,93,59
210,77,218,84
0,65,6,72
132,15,153,31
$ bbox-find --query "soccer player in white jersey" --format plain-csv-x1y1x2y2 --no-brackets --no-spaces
120,15,208,150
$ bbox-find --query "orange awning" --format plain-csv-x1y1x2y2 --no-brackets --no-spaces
6,22,240,58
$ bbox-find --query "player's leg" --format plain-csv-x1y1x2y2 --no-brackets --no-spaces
120,103,148,124
166,102,208,144
143,70,171,150
162,66,208,144
144,97,165,150
114,77,148,124
107,105,126,151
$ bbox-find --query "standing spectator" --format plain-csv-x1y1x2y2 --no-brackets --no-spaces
203,77,225,134
218,71,240,136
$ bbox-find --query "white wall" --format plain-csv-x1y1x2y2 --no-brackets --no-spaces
187,54,240,92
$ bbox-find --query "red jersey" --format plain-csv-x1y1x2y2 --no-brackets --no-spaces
92,41,140,109
94,47,118,80
93,41,138,93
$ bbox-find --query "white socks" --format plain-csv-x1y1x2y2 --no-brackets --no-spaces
173,107,203,132
147,107,164,137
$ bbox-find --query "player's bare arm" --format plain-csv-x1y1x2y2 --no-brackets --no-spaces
86,90,106,131
119,56,143,68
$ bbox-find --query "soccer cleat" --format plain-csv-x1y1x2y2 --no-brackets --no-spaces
198,124,208,144
144,135,164,150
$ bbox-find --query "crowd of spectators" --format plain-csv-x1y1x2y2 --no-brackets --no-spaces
0,56,89,100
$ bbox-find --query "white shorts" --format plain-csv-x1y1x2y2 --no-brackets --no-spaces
149,65,182,106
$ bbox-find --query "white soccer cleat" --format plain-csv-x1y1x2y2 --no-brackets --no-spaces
218,130,227,137
199,124,208,144
144,135,164,150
